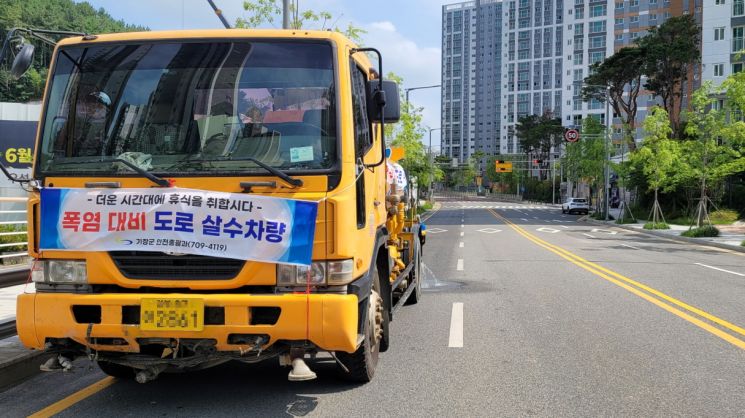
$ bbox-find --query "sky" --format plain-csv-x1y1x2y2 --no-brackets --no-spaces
77,0,453,150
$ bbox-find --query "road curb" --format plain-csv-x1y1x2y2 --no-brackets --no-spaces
420,201,442,223
585,219,745,254
0,337,51,392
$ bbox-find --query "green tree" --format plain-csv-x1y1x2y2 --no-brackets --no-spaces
0,0,148,102
629,107,681,226
637,14,700,138
582,46,644,150
236,1,366,43
515,112,563,179
682,82,744,226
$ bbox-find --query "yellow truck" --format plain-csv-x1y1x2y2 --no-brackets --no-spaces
1,28,424,383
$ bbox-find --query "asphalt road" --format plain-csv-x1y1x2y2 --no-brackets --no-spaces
2,200,745,417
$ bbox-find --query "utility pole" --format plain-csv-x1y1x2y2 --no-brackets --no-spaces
283,0,290,29
604,86,611,221
429,127,441,199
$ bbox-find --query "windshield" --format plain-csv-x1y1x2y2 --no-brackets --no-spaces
37,40,337,177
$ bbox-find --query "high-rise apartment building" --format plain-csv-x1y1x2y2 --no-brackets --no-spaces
441,0,503,163
702,0,744,87
441,0,707,157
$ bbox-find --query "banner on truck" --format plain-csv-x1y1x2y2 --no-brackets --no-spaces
39,188,318,265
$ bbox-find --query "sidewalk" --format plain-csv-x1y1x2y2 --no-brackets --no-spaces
591,207,745,252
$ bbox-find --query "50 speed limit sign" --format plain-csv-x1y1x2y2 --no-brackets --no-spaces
564,129,580,143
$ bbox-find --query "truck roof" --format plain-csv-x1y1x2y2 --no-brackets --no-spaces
56,28,356,48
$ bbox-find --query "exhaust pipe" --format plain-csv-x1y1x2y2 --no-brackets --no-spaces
288,358,317,382
135,365,168,384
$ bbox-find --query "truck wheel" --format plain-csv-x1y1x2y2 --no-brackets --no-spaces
97,360,136,379
337,266,383,382
405,238,422,305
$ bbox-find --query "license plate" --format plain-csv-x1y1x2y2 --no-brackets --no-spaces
140,298,204,331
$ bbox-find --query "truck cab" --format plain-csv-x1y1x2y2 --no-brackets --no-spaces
5,29,423,383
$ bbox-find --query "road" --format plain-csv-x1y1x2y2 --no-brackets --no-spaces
2,200,745,417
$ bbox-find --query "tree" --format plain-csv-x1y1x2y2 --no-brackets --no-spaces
236,1,366,44
637,14,700,138
582,47,644,150
681,82,744,226
629,107,681,227
515,112,563,179
0,0,148,102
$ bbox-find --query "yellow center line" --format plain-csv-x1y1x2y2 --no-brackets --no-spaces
488,209,745,351
28,376,116,418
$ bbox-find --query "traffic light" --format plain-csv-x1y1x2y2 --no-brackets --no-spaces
533,159,543,165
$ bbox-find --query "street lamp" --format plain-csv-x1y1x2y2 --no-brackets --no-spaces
405,84,441,105
575,82,612,221
428,127,441,199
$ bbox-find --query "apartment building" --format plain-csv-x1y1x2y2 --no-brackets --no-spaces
441,0,503,163
442,0,705,156
702,0,745,87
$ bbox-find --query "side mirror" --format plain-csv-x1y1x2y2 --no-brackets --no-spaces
367,80,401,124
10,43,34,79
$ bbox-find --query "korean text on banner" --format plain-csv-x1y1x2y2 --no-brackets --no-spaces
39,188,318,266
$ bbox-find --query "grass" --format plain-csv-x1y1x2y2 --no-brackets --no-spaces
417,201,434,215
643,222,670,230
710,209,740,225
681,225,720,238
741,240,745,247
667,216,692,226
591,212,615,221
0,224,27,265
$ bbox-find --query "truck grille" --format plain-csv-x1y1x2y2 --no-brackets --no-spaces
109,251,245,280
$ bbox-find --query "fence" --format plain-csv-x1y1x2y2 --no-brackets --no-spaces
0,196,28,264
434,189,524,202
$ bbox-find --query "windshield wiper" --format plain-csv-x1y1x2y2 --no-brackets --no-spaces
49,157,170,187
172,156,303,188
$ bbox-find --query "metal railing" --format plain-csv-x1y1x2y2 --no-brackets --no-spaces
0,196,28,264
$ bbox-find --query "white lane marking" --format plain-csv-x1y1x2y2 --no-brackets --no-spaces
536,227,560,233
457,259,464,271
521,218,529,221
477,228,502,233
448,302,464,348
620,243,641,250
460,232,464,237
459,242,464,248
591,228,618,235
461,224,464,228
582,233,596,239
426,228,447,234
694,263,745,277
560,225,569,229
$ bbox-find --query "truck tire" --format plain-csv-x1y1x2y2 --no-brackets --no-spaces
337,266,383,382
97,360,136,379
405,238,422,305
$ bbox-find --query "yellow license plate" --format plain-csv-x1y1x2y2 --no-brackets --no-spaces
140,298,204,331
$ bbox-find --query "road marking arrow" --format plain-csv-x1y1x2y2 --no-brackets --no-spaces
476,228,502,234
536,227,560,233
591,228,617,235
427,228,447,234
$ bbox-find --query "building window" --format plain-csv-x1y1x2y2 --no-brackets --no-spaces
715,27,725,41
630,16,639,23
573,51,583,65
615,1,624,8
630,0,639,5
736,0,745,16
715,0,725,4
733,62,744,73
615,33,624,41
575,7,584,18
615,17,624,25
589,51,605,64
734,27,744,53
714,63,724,77
590,5,606,17
589,21,606,34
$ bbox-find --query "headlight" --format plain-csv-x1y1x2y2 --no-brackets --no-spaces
31,260,88,284
276,259,354,286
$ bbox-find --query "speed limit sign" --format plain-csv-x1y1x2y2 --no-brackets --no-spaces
564,129,580,142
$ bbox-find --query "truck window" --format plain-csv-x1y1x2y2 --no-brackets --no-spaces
37,41,338,176
350,61,370,229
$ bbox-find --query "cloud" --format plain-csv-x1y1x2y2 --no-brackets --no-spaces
359,21,442,147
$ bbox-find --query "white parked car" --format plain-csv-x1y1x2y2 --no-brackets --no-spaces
562,197,589,215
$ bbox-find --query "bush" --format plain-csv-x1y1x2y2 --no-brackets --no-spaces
417,201,433,215
644,222,670,230
629,205,649,221
710,209,740,225
681,225,720,238
741,240,745,247
667,216,692,225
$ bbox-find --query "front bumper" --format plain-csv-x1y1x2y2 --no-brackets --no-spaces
17,292,359,353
